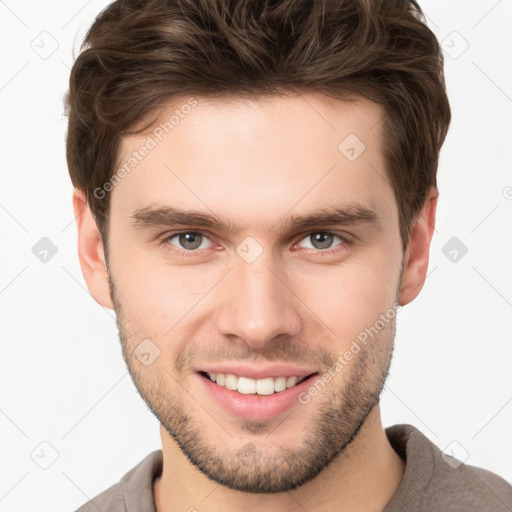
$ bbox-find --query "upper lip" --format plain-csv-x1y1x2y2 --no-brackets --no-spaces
196,363,318,380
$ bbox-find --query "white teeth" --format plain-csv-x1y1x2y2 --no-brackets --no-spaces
224,373,237,391
238,376,256,394
205,372,310,395
256,377,275,395
274,376,287,392
286,376,297,388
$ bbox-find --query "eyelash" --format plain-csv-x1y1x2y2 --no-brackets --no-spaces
158,230,352,258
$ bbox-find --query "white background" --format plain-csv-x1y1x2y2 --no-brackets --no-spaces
0,1,511,510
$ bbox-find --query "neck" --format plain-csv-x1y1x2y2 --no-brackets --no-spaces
153,404,405,512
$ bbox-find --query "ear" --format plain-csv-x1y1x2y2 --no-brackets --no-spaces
72,189,114,309
398,186,438,306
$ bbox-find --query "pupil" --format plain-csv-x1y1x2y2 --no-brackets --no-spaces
312,232,333,249
180,233,202,250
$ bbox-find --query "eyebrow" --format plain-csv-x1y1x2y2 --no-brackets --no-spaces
131,202,380,234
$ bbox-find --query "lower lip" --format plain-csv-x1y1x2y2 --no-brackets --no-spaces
196,372,318,421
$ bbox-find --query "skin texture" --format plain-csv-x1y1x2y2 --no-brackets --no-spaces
74,92,437,512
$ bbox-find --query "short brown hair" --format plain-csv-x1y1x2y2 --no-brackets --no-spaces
65,0,450,251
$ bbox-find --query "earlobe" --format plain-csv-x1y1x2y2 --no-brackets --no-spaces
398,187,438,306
72,189,114,309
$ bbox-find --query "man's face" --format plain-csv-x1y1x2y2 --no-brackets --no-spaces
106,93,404,492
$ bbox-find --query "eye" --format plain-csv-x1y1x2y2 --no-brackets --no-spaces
159,230,351,258
166,231,213,252
295,232,348,253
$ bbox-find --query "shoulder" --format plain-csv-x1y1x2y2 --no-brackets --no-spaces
74,450,163,512
385,424,512,512
429,452,512,510
75,482,124,512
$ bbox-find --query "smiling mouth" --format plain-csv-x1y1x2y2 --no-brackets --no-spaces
199,371,318,396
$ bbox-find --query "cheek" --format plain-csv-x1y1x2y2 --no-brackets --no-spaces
302,253,400,345
111,251,223,336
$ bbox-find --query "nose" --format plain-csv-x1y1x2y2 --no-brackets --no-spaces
215,253,302,350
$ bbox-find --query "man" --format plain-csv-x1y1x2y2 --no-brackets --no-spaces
66,0,512,510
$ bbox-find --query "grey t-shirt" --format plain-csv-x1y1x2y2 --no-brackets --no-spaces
76,424,512,511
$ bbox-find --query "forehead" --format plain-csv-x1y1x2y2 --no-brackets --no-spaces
111,93,395,234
